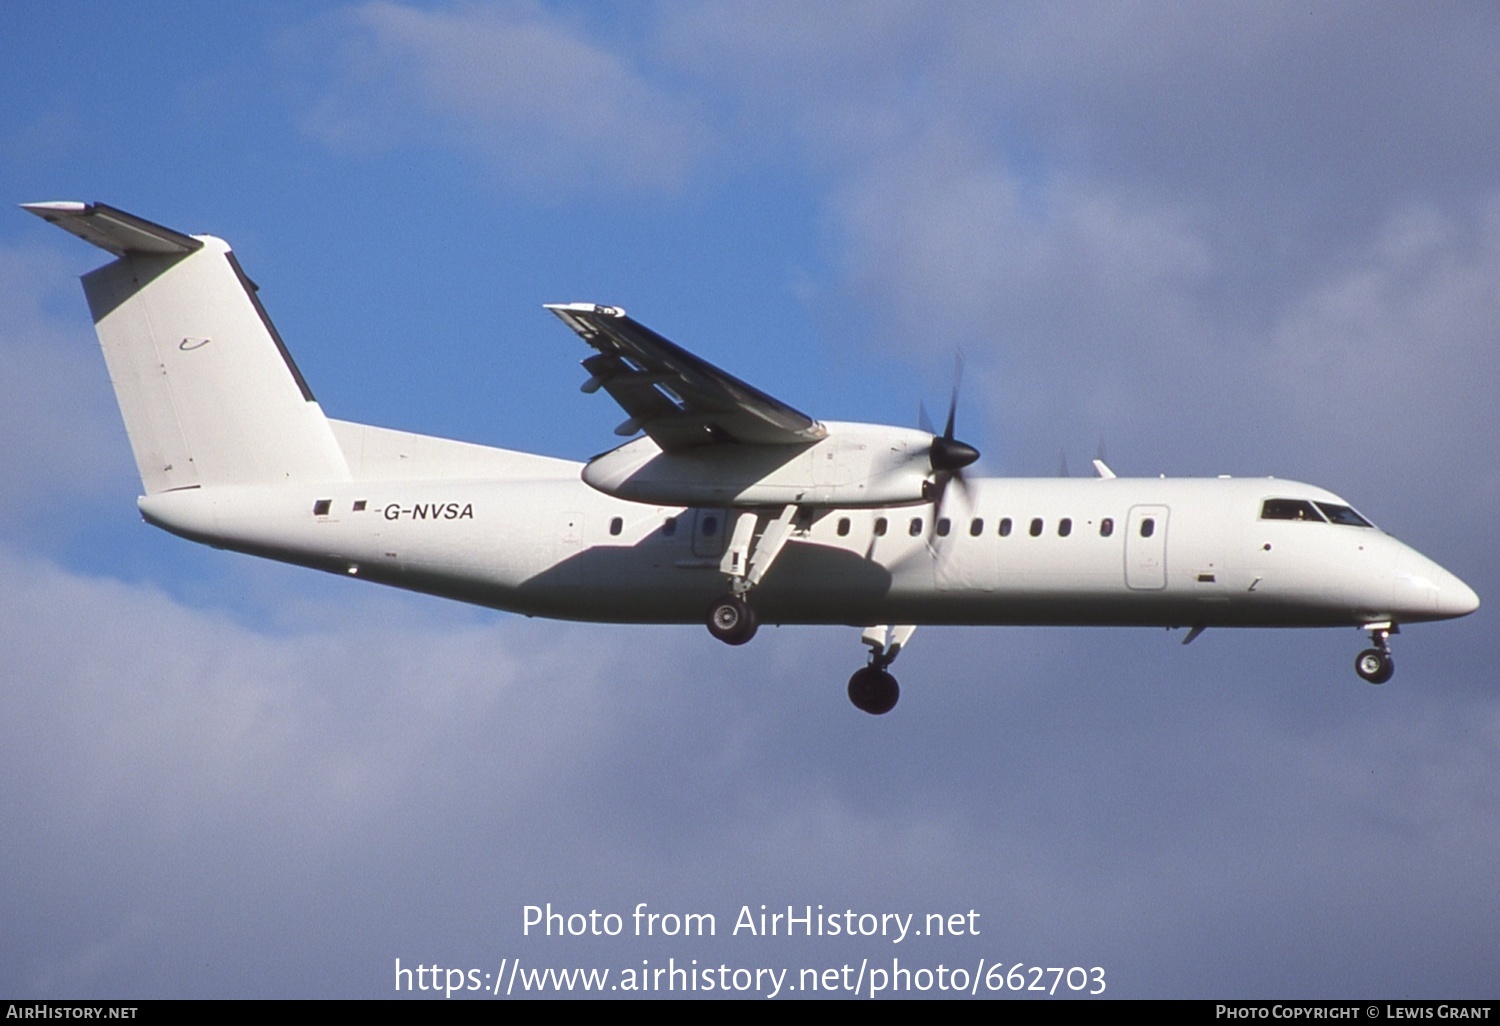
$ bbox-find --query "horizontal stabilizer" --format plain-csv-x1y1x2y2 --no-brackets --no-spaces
22,201,203,256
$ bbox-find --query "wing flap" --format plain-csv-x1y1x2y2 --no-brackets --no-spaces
547,303,825,450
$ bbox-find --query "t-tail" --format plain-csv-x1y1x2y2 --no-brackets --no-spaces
22,201,349,494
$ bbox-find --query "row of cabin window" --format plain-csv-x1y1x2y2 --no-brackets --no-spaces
847,515,1123,539
606,514,1147,540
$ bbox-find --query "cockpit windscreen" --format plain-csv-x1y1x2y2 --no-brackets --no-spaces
1314,502,1372,527
1260,498,1373,527
1260,498,1323,521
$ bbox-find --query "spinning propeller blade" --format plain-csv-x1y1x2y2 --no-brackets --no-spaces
921,353,980,535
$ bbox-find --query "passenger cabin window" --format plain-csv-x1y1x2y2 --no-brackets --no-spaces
1315,502,1373,527
1058,518,1072,537
1029,518,1044,537
998,517,1012,537
1140,518,1155,538
936,518,951,537
701,515,718,536
312,499,331,516
1100,518,1114,537
1260,498,1325,522
837,517,851,536
609,516,623,536
873,517,888,537
909,517,924,536
969,518,984,537
662,516,678,537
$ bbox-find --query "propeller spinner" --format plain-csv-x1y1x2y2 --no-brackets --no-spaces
931,434,979,473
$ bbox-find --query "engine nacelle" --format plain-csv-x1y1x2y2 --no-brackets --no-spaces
581,421,936,508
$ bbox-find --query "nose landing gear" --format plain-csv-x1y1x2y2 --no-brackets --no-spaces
1355,623,1397,684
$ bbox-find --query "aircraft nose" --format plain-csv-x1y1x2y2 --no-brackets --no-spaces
1435,568,1480,619
1390,546,1480,621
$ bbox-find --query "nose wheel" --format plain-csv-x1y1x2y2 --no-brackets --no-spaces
1355,624,1396,684
1355,647,1394,684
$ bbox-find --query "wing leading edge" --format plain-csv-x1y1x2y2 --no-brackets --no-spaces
546,303,826,451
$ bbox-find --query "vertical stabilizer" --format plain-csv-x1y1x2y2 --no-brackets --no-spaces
24,202,349,494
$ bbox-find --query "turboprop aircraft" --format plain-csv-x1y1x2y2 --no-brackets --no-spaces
24,201,1480,714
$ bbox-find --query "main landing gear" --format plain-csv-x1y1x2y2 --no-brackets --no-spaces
704,506,801,647
1355,622,1397,684
706,593,758,645
847,625,915,715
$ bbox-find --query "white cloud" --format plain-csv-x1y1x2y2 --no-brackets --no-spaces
0,543,650,993
1266,199,1500,451
645,3,1500,504
0,242,136,520
3,541,1497,995
1258,196,1500,545
301,1,708,193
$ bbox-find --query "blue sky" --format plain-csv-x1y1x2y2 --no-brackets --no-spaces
2,1,1498,999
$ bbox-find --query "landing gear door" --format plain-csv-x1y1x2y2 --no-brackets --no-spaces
1125,505,1169,590
691,509,728,558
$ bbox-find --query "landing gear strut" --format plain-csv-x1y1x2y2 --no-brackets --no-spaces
704,506,802,647
848,625,915,715
1355,623,1397,684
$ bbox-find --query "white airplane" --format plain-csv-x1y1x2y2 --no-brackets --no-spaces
25,201,1480,714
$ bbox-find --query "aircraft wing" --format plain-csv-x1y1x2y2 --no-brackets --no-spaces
546,303,826,450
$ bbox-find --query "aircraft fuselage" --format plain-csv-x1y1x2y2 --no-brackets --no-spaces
136,451,1475,632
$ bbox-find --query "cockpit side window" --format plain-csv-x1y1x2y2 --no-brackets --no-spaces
1314,502,1373,527
1260,498,1327,522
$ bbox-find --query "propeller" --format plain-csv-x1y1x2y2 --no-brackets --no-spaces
919,354,980,519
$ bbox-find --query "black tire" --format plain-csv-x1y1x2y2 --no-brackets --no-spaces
847,666,900,715
1355,647,1394,685
706,594,758,645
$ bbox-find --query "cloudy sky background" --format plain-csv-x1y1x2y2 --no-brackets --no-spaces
2,1,1497,998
